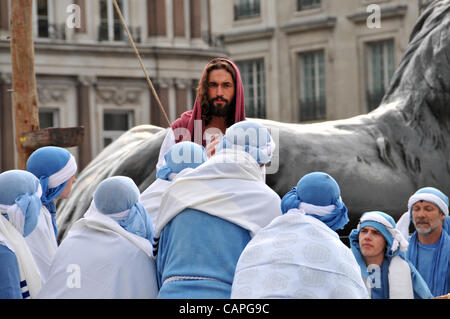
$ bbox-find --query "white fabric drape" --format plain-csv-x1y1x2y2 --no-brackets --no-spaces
154,149,282,239
231,210,369,299
37,203,158,299
25,206,58,284
140,168,194,226
387,255,414,299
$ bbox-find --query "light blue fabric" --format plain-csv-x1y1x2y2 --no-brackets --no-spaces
0,170,42,237
156,208,251,299
94,176,154,242
156,141,207,181
0,244,22,299
408,261,437,299
350,211,434,299
415,241,439,287
407,230,450,296
219,121,273,165
280,172,349,231
26,146,75,236
445,217,450,234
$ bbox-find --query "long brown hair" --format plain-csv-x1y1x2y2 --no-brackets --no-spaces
196,58,237,127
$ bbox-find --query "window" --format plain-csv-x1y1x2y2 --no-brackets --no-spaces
237,59,266,118
36,0,49,38
0,0,10,31
39,109,59,129
173,0,185,37
147,0,167,37
234,0,260,20
103,111,133,147
99,0,128,42
190,0,202,38
297,0,321,11
33,0,65,39
366,39,394,111
299,50,326,122
74,0,87,33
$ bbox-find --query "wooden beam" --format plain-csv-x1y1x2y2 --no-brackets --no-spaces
10,0,40,169
20,127,85,151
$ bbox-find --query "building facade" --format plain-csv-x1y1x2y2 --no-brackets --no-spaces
0,0,429,171
0,0,225,171
210,0,422,123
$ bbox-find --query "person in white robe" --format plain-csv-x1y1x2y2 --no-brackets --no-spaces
25,146,78,283
231,172,369,299
37,176,158,299
0,170,43,299
140,141,207,225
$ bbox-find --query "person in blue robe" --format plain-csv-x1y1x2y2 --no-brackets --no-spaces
0,170,42,299
406,187,449,297
26,146,77,237
25,146,78,282
154,121,282,298
350,211,433,299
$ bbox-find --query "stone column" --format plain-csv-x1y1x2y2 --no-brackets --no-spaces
175,79,189,118
0,73,15,171
77,75,96,170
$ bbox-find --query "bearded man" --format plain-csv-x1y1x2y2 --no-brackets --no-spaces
406,187,450,297
156,58,246,170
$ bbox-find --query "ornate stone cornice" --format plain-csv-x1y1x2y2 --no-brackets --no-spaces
95,85,142,106
78,75,97,87
37,85,68,105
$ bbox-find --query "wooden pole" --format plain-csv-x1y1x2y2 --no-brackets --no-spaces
10,0,40,169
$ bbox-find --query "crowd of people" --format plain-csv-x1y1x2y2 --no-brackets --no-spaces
0,58,448,299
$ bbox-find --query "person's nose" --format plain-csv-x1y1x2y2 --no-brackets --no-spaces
414,208,426,219
361,231,372,242
216,85,224,97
